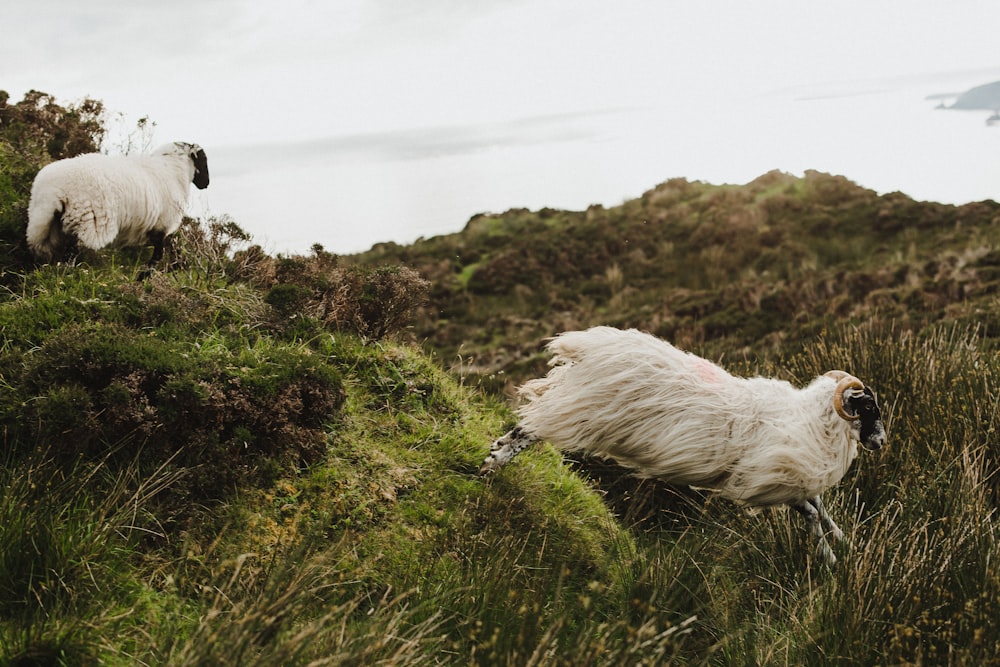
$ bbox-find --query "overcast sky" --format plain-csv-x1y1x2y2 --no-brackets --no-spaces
6,1,1000,253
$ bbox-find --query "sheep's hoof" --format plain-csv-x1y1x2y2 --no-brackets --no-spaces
816,541,838,566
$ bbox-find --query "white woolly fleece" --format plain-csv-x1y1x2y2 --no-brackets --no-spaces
516,327,860,507
26,143,199,262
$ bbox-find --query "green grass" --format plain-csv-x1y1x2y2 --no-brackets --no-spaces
1,259,997,664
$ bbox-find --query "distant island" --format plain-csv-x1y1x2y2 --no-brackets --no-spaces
928,79,1000,124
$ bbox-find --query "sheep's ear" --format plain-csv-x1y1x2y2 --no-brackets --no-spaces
190,145,210,189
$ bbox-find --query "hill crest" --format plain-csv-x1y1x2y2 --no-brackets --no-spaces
351,169,1000,391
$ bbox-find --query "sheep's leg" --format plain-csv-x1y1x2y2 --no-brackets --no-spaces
807,495,844,543
47,210,76,264
148,230,166,265
790,500,837,565
136,231,167,281
479,425,539,475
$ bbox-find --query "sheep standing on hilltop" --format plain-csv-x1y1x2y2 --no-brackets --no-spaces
26,141,209,267
480,326,886,564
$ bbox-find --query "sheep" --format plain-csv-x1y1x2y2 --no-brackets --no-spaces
26,141,209,268
479,326,886,564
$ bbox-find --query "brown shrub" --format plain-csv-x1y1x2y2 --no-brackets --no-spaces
244,246,430,340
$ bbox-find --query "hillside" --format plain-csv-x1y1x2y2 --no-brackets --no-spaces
0,246,649,664
1,92,999,663
351,170,1000,392
1,242,997,664
0,241,996,664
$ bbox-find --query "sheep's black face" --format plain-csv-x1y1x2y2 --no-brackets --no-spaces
845,387,886,451
190,146,210,189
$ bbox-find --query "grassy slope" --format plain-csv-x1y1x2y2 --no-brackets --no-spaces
0,171,998,663
0,259,639,664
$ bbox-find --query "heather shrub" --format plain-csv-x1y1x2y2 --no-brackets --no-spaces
0,321,345,506
167,214,254,275
248,245,430,340
0,141,36,269
339,264,431,339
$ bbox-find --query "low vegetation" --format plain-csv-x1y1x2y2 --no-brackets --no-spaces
0,89,997,664
353,170,1000,394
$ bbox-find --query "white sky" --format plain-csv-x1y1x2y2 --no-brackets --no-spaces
5,1,1000,253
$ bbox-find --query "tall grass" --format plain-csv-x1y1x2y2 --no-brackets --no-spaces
0,446,183,664
1,319,998,665
788,322,1000,664
693,320,1000,664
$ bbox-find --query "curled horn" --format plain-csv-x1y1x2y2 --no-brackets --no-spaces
826,371,865,421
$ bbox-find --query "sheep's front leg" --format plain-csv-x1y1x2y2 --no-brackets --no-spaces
807,495,844,543
479,425,539,475
790,499,838,565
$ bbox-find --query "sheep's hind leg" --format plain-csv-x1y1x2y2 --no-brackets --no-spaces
791,499,837,565
134,231,166,281
479,425,539,475
148,230,167,265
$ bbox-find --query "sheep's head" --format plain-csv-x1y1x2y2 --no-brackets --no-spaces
160,142,209,189
826,371,886,451
186,143,210,190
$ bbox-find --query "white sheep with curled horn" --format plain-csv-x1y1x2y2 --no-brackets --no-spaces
26,141,209,269
480,326,886,565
